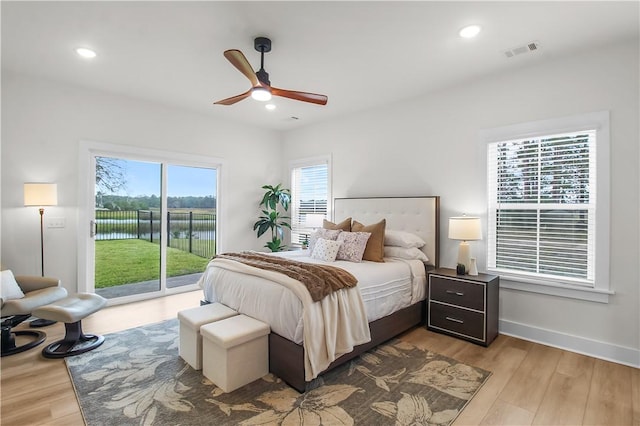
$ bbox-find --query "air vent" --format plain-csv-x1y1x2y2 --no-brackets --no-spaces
504,41,540,58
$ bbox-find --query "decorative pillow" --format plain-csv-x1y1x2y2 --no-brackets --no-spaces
352,219,386,262
323,217,352,232
310,238,342,262
309,229,342,253
336,232,371,262
384,246,429,262
1,270,25,301
384,230,426,249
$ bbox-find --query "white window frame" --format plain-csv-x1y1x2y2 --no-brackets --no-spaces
482,111,612,303
289,155,332,248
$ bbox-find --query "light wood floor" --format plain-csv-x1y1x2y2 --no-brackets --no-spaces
1,291,638,426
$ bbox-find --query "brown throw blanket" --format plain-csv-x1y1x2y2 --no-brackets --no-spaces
215,252,358,302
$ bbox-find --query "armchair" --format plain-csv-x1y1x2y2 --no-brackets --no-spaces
1,271,67,357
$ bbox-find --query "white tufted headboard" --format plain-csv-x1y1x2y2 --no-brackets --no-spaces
333,196,440,268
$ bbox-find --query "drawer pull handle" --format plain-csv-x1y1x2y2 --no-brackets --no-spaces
445,316,464,324
446,290,465,296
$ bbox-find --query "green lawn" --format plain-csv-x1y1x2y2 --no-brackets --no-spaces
95,239,211,288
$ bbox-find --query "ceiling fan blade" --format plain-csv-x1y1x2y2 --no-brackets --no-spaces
271,87,328,105
213,89,252,106
224,49,259,87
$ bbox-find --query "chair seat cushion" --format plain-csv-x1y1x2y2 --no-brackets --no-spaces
2,286,68,317
33,293,107,323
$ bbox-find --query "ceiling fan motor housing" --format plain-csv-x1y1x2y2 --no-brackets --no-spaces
256,69,270,86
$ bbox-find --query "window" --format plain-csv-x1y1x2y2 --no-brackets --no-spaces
484,112,611,302
290,156,330,247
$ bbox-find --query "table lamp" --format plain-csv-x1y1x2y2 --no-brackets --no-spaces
448,216,482,274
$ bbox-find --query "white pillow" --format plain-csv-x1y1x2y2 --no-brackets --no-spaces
336,231,371,262
1,270,25,301
311,238,342,262
309,229,342,253
384,230,426,249
384,246,429,262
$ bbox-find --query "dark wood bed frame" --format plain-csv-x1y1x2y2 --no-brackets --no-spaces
269,299,427,392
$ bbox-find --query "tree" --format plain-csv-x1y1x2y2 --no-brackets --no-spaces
96,156,127,195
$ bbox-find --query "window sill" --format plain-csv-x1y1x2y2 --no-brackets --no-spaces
497,274,613,303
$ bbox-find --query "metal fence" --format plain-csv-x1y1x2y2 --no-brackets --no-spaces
95,210,216,258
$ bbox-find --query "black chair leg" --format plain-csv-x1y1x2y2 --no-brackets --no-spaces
1,317,47,357
42,320,104,359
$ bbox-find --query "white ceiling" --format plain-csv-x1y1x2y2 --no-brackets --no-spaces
2,1,638,131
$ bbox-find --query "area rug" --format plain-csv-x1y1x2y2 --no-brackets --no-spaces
66,319,490,425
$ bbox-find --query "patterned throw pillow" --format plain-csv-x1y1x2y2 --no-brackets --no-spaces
310,238,342,262
336,231,371,262
309,229,342,253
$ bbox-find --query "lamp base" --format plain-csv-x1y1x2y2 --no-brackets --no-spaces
457,241,471,273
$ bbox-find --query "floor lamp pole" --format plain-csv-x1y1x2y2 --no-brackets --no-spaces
30,207,56,327
39,207,45,277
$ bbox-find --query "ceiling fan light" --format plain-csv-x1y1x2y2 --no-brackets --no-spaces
251,87,272,101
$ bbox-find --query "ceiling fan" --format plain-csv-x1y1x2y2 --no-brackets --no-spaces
214,37,328,106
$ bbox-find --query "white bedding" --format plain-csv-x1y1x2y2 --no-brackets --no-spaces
199,250,426,344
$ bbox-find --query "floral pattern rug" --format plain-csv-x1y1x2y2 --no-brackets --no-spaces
66,319,490,425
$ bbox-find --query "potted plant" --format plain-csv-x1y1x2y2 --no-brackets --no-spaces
253,184,292,252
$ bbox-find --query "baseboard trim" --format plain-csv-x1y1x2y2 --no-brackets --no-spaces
499,319,640,368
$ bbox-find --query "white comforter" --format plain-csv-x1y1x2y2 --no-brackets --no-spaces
198,251,426,380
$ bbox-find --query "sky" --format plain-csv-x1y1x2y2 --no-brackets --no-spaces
106,159,217,197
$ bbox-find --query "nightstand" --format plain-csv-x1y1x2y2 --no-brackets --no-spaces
427,268,499,346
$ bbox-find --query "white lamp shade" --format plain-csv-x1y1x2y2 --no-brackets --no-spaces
24,183,58,206
448,216,482,241
305,213,325,228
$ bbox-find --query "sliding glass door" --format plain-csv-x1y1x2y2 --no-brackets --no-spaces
79,142,220,304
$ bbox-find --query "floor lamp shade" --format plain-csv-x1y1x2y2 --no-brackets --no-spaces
24,183,58,206
24,183,58,277
448,216,482,273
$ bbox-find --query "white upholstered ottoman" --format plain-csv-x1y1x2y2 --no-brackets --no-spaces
201,314,270,393
177,303,237,370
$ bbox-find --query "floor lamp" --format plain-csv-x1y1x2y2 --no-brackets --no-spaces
24,183,58,327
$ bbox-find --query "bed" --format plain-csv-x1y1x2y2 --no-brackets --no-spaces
199,196,440,391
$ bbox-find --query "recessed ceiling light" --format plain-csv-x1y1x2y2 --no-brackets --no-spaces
75,47,97,58
459,25,481,39
265,104,276,110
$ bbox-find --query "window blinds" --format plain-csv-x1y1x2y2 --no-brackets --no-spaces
290,162,328,245
487,131,596,285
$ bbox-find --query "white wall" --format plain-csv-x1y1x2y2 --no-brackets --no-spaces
282,41,640,366
1,72,282,293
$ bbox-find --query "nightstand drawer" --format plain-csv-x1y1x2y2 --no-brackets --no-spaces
429,302,485,341
429,276,485,311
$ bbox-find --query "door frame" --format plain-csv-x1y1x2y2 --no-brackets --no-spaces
78,140,223,305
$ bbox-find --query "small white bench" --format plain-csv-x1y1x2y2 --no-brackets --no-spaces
177,303,237,370
201,314,270,393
